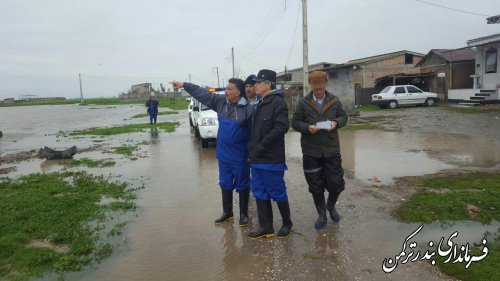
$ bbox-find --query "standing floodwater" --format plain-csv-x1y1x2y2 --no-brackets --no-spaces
1,104,499,281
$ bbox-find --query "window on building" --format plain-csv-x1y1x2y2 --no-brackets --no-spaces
485,47,497,73
405,53,414,64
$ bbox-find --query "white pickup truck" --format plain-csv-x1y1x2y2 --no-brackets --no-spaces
189,89,225,148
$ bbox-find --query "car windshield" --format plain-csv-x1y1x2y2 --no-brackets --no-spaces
380,87,391,93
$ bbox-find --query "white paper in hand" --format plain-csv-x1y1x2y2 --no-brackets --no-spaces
316,120,332,130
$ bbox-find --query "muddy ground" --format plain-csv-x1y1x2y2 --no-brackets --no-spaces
1,104,499,281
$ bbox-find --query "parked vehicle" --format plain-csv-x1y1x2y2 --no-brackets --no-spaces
371,85,440,109
189,88,225,148
187,98,194,127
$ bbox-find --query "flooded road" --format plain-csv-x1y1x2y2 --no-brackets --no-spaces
1,105,499,280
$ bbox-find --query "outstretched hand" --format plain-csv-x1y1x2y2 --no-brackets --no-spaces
170,81,184,90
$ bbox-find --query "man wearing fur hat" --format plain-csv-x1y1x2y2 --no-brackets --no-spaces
171,79,253,228
292,71,348,229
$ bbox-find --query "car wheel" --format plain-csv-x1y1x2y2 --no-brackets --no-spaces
388,101,398,109
201,138,209,148
189,116,193,127
195,126,200,137
425,98,435,107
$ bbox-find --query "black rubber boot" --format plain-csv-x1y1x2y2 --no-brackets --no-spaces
150,118,153,125
239,189,250,227
276,200,293,238
214,189,234,224
327,192,341,223
312,193,327,229
248,200,274,239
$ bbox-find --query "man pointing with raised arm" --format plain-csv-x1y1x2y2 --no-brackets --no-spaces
171,79,253,227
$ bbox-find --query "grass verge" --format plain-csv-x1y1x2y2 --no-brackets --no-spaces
70,122,179,136
131,111,178,119
0,98,189,111
340,122,378,131
394,172,500,281
71,158,116,168
0,171,136,281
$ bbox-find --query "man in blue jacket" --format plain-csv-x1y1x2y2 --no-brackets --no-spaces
171,79,253,227
247,69,293,239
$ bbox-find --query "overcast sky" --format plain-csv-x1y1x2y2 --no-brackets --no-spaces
0,0,499,99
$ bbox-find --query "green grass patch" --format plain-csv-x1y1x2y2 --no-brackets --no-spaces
70,122,179,136
0,99,78,107
395,172,500,224
83,97,189,110
355,104,381,112
0,171,136,280
439,104,500,114
394,172,500,280
340,122,378,131
71,158,116,168
432,236,499,281
114,145,137,157
0,97,189,110
131,111,178,119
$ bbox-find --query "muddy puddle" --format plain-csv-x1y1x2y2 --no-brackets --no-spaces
1,105,499,280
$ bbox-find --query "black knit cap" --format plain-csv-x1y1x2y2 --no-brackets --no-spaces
244,74,256,85
228,78,246,98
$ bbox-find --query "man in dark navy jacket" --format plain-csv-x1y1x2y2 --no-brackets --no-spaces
247,69,293,239
171,79,253,227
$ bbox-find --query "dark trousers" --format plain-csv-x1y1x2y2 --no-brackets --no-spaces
303,153,345,195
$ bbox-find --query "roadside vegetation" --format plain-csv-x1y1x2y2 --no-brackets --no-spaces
340,120,378,131
131,111,178,119
69,122,179,136
71,158,116,168
394,172,500,281
0,97,189,111
0,171,136,281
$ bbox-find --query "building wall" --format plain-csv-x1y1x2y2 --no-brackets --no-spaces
476,42,500,90
354,54,424,88
326,67,355,114
419,54,474,100
452,62,475,89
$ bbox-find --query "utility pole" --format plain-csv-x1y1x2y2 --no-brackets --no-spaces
216,66,220,88
231,47,235,78
78,73,84,103
302,0,309,96
189,73,192,83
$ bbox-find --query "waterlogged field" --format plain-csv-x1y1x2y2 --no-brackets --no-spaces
0,171,138,281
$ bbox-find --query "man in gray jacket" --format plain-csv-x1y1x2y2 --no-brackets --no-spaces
292,71,348,229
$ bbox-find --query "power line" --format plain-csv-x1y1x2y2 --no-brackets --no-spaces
285,1,301,67
239,0,285,53
415,0,490,17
